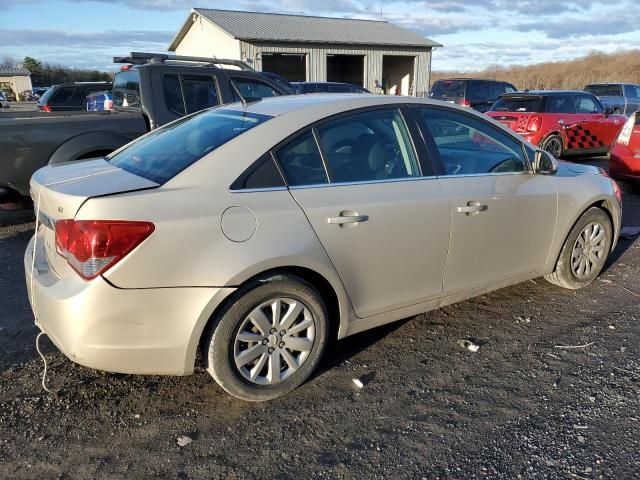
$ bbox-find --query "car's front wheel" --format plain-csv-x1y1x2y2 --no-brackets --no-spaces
545,207,613,289
205,275,328,401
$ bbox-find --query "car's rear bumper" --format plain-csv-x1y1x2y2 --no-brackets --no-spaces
25,234,235,376
610,144,640,181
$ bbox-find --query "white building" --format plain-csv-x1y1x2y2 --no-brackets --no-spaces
168,8,441,96
0,67,32,98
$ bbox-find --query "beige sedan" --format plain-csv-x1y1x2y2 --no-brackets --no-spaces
25,94,621,401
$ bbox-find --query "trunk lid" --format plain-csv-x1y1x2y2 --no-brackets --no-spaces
30,158,158,277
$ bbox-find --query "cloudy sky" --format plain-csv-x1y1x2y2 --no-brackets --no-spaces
0,0,638,72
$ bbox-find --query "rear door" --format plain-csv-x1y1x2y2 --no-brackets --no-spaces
412,105,557,294
276,106,450,318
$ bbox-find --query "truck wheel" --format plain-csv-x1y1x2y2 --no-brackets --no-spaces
205,274,329,401
545,207,612,289
542,134,564,159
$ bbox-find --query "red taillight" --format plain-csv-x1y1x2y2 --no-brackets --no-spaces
460,99,471,108
42,104,52,112
526,115,542,133
120,64,132,71
55,220,154,280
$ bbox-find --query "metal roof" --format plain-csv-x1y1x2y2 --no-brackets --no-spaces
0,67,31,76
169,8,441,50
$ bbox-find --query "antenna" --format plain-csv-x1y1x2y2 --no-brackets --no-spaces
212,54,247,108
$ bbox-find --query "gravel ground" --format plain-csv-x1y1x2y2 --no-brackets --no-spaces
1,159,638,479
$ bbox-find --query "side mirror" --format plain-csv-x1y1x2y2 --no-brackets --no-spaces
604,107,614,117
534,150,558,175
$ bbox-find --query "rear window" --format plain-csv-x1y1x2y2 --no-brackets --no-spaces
585,84,623,97
491,96,544,112
37,86,59,105
107,109,272,184
430,80,465,100
113,70,140,108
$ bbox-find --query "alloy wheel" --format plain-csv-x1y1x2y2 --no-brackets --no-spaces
233,297,315,385
571,222,607,279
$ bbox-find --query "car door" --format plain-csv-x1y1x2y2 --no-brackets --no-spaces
275,107,451,318
412,105,557,295
573,94,622,149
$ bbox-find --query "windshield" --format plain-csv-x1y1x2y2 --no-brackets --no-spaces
490,96,543,112
430,80,466,100
585,84,623,97
108,109,272,184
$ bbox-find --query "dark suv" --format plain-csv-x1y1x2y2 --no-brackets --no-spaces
430,78,517,112
37,82,112,112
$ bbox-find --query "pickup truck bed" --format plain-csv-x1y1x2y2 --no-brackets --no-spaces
0,110,146,200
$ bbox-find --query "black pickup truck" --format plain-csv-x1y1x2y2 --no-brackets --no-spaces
0,52,291,204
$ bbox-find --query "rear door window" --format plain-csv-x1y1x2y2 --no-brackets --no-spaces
108,109,272,184
546,95,576,113
467,81,491,102
162,74,184,115
275,131,328,186
316,109,420,183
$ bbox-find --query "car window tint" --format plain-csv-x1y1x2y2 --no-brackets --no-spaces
328,84,350,93
108,109,272,184
181,75,218,113
231,153,285,190
417,107,527,175
276,131,328,186
504,84,517,93
575,95,602,114
467,81,491,102
491,96,543,112
430,80,465,101
49,87,74,106
316,109,420,183
162,74,185,115
489,82,503,101
232,78,280,100
546,95,576,114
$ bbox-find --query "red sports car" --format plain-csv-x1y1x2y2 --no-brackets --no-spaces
487,91,626,158
610,112,640,188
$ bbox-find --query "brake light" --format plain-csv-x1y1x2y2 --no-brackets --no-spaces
120,64,132,71
526,115,542,133
42,104,52,112
55,220,154,280
616,114,636,145
460,99,471,108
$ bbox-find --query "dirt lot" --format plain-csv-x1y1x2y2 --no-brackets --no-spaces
1,159,638,479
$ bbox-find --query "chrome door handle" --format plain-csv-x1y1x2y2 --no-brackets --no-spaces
328,212,369,225
457,202,488,216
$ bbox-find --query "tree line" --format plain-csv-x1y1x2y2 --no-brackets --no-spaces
1,56,112,88
432,50,640,91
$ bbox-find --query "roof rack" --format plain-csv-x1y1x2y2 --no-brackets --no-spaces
112,52,253,71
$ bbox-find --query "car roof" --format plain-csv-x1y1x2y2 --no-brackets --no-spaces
507,90,592,96
435,78,509,83
224,93,451,117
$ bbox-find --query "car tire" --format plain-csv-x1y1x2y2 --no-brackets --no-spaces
542,134,564,159
545,207,612,289
205,274,329,401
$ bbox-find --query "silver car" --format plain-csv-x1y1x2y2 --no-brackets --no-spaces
25,94,621,401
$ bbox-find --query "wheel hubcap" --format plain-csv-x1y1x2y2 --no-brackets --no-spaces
233,297,315,385
545,138,562,158
571,222,607,279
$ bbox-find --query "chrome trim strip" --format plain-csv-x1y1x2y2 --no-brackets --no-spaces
437,171,533,179
229,186,288,193
38,211,56,230
288,175,437,190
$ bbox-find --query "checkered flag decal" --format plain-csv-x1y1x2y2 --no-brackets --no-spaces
565,124,605,150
